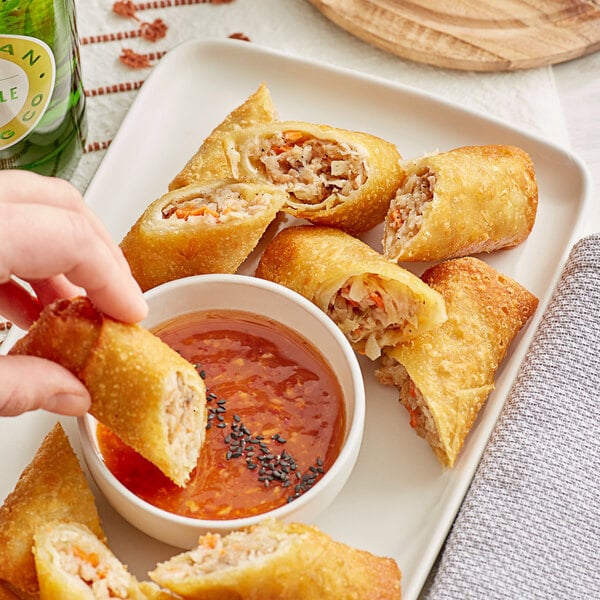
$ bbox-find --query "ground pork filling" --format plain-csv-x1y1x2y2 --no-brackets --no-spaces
161,188,272,223
55,542,130,599
388,167,435,240
164,372,204,477
173,526,299,575
376,355,441,451
327,275,419,359
249,131,367,209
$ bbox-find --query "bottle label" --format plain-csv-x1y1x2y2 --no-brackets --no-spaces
0,34,56,150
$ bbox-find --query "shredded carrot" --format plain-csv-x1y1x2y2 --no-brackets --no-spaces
274,130,308,155
369,291,385,309
283,130,306,144
408,381,417,398
72,546,100,568
389,209,404,228
175,205,221,221
407,404,421,429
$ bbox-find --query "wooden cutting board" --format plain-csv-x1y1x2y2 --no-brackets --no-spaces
307,0,600,71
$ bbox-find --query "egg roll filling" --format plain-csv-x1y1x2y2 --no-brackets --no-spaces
164,372,205,473
376,354,441,452
247,130,368,210
161,526,299,576
387,167,435,241
161,187,274,223
47,540,131,599
327,274,420,360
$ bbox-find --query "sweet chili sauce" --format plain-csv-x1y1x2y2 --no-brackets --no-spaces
96,309,346,520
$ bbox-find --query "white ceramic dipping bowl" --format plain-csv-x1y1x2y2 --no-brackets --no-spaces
78,274,365,548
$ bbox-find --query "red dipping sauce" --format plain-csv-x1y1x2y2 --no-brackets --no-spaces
97,309,346,520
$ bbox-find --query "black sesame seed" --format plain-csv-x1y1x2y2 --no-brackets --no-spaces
217,422,226,429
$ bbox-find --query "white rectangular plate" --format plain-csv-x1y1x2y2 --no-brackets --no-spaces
0,39,590,599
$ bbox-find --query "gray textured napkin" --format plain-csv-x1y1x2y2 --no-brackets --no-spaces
421,234,600,599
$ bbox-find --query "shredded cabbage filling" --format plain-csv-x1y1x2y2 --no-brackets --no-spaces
327,274,418,359
162,188,272,224
248,130,367,208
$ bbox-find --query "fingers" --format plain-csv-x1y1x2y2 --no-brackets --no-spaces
0,194,147,325
0,279,43,328
0,171,131,273
0,355,91,416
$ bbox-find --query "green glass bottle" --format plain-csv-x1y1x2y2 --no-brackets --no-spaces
0,0,86,178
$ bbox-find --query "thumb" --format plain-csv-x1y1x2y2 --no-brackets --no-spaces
0,355,91,416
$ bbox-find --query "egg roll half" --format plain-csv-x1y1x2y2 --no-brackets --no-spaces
149,519,402,600
169,82,277,190
223,120,404,235
121,180,287,292
9,297,207,487
383,145,538,262
375,257,538,467
0,423,105,600
33,522,146,600
256,225,447,359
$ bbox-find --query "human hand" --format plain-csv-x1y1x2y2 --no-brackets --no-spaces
0,170,148,416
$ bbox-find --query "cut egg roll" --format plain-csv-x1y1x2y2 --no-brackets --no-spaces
9,297,207,487
223,120,404,235
0,423,105,600
149,519,402,600
121,180,287,292
383,144,538,262
375,257,538,467
169,82,277,190
256,225,447,359
33,522,146,600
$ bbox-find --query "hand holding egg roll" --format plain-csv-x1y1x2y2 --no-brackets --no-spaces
9,297,207,487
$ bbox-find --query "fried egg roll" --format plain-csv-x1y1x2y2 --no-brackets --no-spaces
9,297,207,487
376,257,538,467
149,519,402,599
223,120,404,235
383,145,538,262
33,522,146,600
0,423,105,600
121,180,287,292
256,225,447,359
169,82,277,190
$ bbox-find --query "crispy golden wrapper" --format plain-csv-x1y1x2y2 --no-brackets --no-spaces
223,120,404,235
121,180,287,292
376,257,538,467
0,583,20,600
149,519,401,599
9,297,207,487
383,145,538,262
33,522,146,600
0,423,105,600
138,582,181,600
256,225,446,359
169,83,277,190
